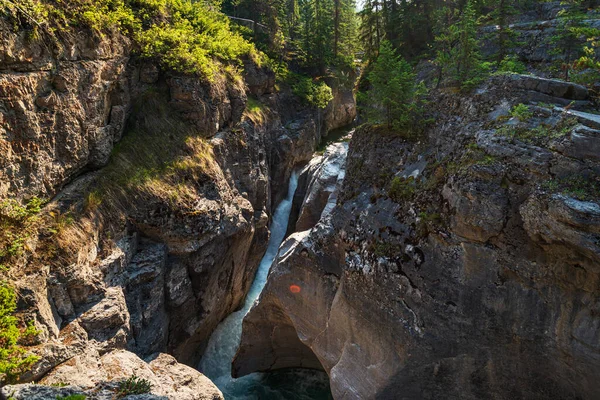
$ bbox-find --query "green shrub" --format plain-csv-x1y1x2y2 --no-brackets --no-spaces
1,0,263,82
497,55,527,74
388,176,416,202
289,74,333,109
0,282,39,383
510,103,532,121
117,375,152,397
543,176,600,201
0,197,45,268
56,395,86,400
417,212,442,237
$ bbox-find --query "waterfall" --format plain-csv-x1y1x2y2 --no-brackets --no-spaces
199,171,332,399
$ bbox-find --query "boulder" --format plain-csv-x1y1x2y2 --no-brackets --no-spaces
505,74,589,100
18,349,225,400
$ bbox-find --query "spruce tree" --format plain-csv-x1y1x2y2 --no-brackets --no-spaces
433,0,485,90
455,1,481,85
365,40,415,128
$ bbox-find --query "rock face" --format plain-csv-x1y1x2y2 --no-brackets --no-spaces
0,13,356,390
3,349,223,399
323,81,357,133
0,19,131,200
234,76,600,399
289,141,349,233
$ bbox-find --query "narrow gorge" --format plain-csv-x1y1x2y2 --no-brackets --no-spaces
1,0,599,399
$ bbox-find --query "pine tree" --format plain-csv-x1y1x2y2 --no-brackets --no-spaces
365,40,416,128
358,0,382,61
455,1,481,85
491,0,517,63
433,1,485,89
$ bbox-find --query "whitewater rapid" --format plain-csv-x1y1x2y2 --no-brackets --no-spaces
198,171,332,400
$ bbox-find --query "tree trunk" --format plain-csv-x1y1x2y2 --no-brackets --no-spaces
334,0,340,59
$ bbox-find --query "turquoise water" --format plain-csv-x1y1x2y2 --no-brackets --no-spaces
199,171,333,400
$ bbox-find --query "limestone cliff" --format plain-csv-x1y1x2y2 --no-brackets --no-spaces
233,74,600,399
0,12,356,396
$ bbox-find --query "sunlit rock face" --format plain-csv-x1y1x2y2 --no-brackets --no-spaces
234,75,600,400
4,349,224,400
0,13,356,389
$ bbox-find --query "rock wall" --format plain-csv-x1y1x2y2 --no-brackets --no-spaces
233,75,600,399
0,16,356,393
0,20,132,200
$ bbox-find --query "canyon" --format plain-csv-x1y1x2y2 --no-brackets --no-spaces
1,1,600,400
0,14,354,399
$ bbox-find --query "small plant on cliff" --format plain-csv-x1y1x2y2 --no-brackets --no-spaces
543,175,600,201
55,395,86,400
244,97,269,125
510,103,533,121
116,374,152,397
388,176,416,202
497,55,527,75
0,281,39,383
0,197,45,269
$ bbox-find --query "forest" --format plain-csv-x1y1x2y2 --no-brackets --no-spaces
3,0,600,128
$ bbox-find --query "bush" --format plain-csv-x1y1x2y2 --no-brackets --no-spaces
0,282,39,383
510,103,532,121
117,375,152,397
288,74,333,109
498,55,527,74
1,0,262,82
56,395,87,400
388,176,416,202
0,197,44,269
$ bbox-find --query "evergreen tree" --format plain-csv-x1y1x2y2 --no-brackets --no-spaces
364,40,416,128
551,0,591,81
455,1,481,85
358,0,382,61
433,0,485,89
491,0,517,62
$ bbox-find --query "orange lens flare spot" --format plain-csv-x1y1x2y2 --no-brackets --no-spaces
289,284,301,293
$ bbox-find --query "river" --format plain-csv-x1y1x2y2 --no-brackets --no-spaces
198,170,333,400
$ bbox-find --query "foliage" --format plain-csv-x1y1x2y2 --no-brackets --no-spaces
497,55,527,74
495,114,579,145
244,96,269,124
134,0,261,81
117,375,153,397
433,1,487,90
1,0,262,82
55,395,87,400
416,211,442,237
0,281,39,383
572,26,600,85
362,40,423,129
510,103,532,121
0,197,44,269
219,0,357,71
543,175,600,201
548,1,600,84
287,73,333,108
388,176,416,202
